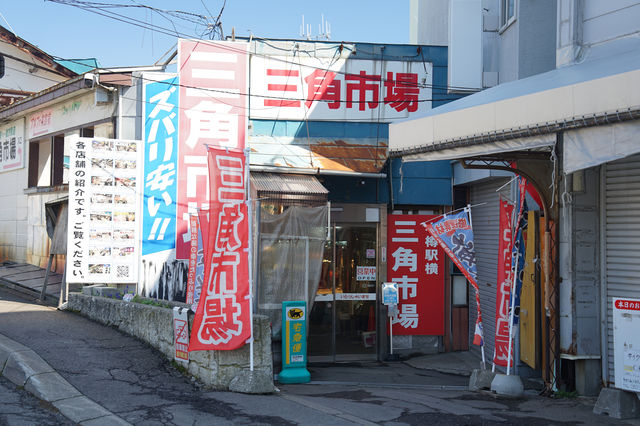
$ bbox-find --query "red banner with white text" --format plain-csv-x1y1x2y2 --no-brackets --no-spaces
494,199,514,367
176,39,248,259
388,215,445,335
187,145,251,351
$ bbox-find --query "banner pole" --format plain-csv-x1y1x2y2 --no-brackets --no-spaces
467,205,486,370
506,250,519,376
389,315,394,355
245,148,254,372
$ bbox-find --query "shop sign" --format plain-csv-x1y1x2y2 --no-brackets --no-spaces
27,92,114,139
29,109,52,138
141,74,179,256
66,137,142,283
173,307,189,363
250,55,432,122
356,266,376,281
176,39,248,259
0,119,25,173
613,297,640,392
382,282,399,305
282,301,307,366
335,293,376,301
388,215,445,335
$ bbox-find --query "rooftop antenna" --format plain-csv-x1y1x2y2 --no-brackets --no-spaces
299,14,331,40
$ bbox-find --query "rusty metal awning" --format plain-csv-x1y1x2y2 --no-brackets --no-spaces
251,172,328,204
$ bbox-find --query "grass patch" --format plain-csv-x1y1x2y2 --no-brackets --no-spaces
131,295,172,309
554,389,578,398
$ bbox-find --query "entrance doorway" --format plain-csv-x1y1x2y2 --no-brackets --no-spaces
309,223,377,361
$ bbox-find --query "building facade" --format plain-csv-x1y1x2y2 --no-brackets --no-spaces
393,0,640,399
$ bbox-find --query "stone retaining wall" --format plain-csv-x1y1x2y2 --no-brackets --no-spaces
67,293,274,393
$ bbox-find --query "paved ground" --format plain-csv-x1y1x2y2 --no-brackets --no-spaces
1,285,638,425
0,375,74,425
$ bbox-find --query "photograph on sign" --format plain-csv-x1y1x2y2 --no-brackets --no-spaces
67,136,142,283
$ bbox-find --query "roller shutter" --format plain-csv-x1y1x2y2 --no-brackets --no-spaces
469,178,510,364
604,154,640,385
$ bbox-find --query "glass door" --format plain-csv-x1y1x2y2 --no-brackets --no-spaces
309,223,378,361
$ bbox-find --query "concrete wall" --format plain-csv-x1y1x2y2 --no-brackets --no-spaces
582,1,640,47
0,163,28,263
518,0,556,79
410,0,450,45
557,0,640,67
68,293,274,392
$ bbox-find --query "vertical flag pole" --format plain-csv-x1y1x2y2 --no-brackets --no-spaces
506,245,519,376
389,315,394,355
467,205,486,369
245,148,254,372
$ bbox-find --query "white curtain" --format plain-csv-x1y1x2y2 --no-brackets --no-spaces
257,205,328,338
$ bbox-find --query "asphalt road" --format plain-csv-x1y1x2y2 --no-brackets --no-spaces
0,286,635,425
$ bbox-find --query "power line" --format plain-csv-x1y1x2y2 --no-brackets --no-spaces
46,0,480,93
2,63,465,118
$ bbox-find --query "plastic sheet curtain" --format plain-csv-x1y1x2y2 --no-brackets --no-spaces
258,205,328,339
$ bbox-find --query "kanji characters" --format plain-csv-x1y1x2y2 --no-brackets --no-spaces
394,304,419,328
451,232,476,269
305,69,340,109
392,247,417,272
384,72,419,112
346,71,381,111
198,295,242,344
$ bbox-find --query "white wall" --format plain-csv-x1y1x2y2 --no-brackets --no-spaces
0,160,28,263
409,0,450,45
582,1,640,46
0,43,68,94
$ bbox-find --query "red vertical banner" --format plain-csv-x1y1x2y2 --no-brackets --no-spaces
387,215,445,335
189,146,250,351
494,199,514,367
177,40,248,259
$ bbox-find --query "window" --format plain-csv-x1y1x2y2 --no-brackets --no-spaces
500,0,516,29
28,126,94,188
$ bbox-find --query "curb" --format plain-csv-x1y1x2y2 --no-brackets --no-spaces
0,333,130,425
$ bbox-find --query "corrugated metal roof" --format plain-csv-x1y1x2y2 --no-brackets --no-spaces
249,136,388,173
251,172,328,196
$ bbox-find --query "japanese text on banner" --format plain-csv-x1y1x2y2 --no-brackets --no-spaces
387,215,444,336
176,40,248,259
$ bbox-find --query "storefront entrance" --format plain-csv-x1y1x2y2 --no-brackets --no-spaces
308,222,378,361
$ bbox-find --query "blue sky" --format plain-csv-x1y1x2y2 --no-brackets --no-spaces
1,1,410,67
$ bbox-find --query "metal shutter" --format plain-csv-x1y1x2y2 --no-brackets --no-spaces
604,154,640,385
469,178,510,364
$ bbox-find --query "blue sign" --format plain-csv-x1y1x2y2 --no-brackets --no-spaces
382,282,399,305
142,76,179,255
279,301,310,384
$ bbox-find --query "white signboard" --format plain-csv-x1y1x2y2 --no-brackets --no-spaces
250,56,432,122
613,297,640,392
356,266,376,281
27,92,114,139
0,118,25,173
67,137,143,283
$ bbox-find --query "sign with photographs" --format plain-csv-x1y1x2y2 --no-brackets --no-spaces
67,137,143,283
